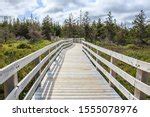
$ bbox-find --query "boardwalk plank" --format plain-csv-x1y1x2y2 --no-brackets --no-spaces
32,44,121,100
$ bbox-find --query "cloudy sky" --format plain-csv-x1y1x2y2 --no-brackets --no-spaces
0,0,150,26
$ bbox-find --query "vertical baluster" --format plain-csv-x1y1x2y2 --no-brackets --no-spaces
134,69,148,99
34,56,41,86
96,50,99,70
4,73,18,99
109,56,116,87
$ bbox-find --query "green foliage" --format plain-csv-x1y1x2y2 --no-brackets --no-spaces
0,40,51,99
61,10,150,46
0,10,150,46
124,44,140,50
0,40,51,68
132,10,147,45
62,13,77,38
17,43,31,49
96,18,106,40
95,41,150,99
105,11,116,42
42,15,53,40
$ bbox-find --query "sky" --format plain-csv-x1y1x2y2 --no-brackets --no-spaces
0,0,150,26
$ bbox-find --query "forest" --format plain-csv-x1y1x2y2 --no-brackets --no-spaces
0,10,150,45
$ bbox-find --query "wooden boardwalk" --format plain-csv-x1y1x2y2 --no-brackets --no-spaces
1,39,149,100
32,44,121,100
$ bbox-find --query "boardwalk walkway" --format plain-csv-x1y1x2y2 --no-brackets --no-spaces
32,44,121,100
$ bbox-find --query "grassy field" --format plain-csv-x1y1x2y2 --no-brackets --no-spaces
0,39,52,99
94,41,150,99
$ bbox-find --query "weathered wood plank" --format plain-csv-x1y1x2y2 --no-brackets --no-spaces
134,69,149,99
24,43,72,100
109,57,116,87
33,44,121,100
83,48,137,100
24,48,63,100
4,73,18,98
5,41,72,100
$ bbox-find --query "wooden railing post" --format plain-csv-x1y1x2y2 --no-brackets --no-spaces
134,69,148,99
109,56,116,87
96,50,99,70
88,45,92,56
4,73,18,98
35,56,41,86
96,50,99,62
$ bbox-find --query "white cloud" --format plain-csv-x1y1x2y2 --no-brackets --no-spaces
0,0,150,25
0,0,38,18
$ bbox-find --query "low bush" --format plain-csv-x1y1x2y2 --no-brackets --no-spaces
124,44,140,50
17,43,31,49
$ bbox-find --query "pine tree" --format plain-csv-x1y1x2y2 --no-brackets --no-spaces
83,11,91,42
63,13,76,37
42,15,53,40
105,11,116,42
96,18,105,40
53,23,61,37
91,20,97,42
133,10,147,44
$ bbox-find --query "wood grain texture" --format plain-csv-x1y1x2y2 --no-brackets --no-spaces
83,48,137,100
32,44,121,100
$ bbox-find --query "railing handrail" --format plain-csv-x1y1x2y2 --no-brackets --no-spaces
6,40,73,100
82,40,150,100
0,39,71,84
0,39,73,99
82,41,150,73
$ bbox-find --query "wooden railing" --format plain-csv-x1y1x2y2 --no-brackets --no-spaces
73,38,85,43
82,41,150,100
0,39,73,100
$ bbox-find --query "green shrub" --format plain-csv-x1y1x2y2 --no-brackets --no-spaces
4,50,16,57
17,43,31,49
0,43,2,48
125,44,139,50
8,44,12,47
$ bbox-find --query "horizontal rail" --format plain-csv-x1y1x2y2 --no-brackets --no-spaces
82,41,150,73
83,45,150,96
24,42,72,100
0,40,71,84
83,48,137,100
82,41,150,100
0,39,73,100
6,41,72,100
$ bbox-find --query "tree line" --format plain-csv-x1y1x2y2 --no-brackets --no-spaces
0,10,150,45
